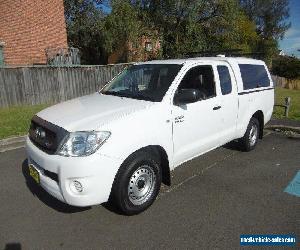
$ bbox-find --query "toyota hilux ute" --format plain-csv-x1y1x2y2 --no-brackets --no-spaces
26,57,274,215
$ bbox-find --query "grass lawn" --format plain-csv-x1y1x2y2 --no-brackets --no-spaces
0,87,299,140
0,104,49,140
273,87,300,121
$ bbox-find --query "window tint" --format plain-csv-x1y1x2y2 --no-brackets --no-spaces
178,65,216,100
217,66,232,95
239,64,270,90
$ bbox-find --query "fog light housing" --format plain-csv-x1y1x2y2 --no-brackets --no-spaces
70,180,83,193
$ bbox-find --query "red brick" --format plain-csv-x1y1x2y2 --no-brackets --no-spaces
0,0,68,65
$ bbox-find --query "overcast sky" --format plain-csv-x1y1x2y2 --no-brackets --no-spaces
279,0,300,58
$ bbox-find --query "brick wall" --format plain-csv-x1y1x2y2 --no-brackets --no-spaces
0,0,68,65
108,36,161,64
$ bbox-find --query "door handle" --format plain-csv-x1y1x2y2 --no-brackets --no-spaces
213,106,221,110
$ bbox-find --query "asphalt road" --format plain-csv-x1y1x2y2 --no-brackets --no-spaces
0,133,299,250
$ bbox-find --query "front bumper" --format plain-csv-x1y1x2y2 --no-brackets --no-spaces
25,137,123,207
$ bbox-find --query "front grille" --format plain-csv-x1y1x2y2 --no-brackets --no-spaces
29,115,68,154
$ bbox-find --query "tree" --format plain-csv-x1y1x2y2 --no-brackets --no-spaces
240,0,290,40
272,55,300,79
102,0,162,63
240,0,291,63
64,0,290,64
131,0,259,58
102,0,142,56
64,0,106,64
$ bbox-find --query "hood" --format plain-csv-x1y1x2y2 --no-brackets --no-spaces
37,93,153,131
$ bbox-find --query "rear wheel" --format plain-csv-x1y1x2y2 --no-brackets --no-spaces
239,117,260,151
110,150,161,215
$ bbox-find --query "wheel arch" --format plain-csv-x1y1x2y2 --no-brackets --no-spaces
145,145,171,186
252,110,264,139
118,145,171,186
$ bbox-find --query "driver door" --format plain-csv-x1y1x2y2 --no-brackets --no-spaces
172,64,222,166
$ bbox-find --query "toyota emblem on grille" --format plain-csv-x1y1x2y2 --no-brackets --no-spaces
35,127,46,139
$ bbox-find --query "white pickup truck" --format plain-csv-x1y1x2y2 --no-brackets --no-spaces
26,57,274,215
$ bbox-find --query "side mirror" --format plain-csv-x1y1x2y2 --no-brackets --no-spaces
174,89,201,105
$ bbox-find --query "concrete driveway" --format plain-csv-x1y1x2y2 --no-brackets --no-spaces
0,133,299,249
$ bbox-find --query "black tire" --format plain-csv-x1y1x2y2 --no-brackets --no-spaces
239,117,260,152
110,150,162,215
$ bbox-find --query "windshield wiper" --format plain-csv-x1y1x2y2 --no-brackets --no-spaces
101,91,124,97
102,91,155,102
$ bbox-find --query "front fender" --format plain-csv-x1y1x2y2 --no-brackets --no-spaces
98,103,174,168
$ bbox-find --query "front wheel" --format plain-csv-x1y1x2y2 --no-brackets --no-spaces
239,117,260,151
110,151,161,215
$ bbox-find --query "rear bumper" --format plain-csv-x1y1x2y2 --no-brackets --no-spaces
26,137,122,207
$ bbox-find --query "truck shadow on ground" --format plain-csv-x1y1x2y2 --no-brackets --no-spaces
4,243,21,250
20,141,244,216
222,140,244,151
21,159,91,214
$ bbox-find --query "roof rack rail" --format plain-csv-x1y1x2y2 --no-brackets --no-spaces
181,49,264,59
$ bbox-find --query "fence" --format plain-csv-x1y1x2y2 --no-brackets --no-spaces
46,47,81,66
0,64,131,108
0,64,298,108
272,75,300,89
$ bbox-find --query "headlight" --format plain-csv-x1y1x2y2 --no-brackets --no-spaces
58,131,111,157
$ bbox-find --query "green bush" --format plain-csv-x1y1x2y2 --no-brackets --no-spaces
272,55,300,79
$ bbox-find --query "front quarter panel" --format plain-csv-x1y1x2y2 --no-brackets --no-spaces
98,102,174,167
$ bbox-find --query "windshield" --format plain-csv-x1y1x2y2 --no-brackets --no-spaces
101,64,182,102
